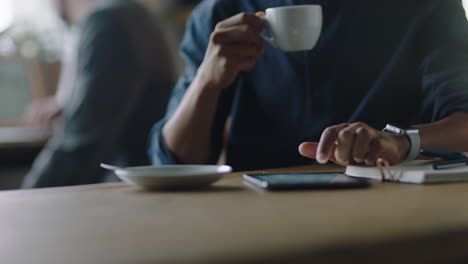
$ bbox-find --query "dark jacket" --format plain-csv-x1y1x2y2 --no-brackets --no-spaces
23,0,176,187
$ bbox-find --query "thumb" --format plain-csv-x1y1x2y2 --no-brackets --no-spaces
298,142,319,159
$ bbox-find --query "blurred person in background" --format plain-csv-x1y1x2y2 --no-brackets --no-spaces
22,0,179,188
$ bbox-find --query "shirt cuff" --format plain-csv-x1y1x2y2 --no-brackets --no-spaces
148,120,180,165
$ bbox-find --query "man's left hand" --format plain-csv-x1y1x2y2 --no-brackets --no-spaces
299,122,410,166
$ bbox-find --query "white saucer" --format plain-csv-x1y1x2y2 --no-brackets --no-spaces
106,165,232,190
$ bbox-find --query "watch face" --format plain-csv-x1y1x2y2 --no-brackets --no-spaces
384,124,419,134
384,125,404,134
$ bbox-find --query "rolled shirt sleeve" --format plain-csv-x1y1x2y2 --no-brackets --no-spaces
149,0,232,165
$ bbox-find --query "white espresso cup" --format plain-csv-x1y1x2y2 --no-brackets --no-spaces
261,5,323,52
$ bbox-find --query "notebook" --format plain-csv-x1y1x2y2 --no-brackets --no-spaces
345,160,468,184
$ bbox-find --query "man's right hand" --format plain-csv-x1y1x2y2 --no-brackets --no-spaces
197,13,265,91
162,13,265,164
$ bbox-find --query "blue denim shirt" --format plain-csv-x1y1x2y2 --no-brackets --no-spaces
149,0,468,171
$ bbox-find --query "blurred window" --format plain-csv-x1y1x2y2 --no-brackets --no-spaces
0,0,64,125
0,0,13,33
0,58,30,122
465,0,468,19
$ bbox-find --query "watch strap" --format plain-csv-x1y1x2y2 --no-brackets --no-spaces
404,130,420,161
382,124,420,161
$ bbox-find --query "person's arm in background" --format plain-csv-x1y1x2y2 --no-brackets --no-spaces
22,8,138,188
23,96,63,128
22,27,80,129
299,0,468,166
149,4,264,165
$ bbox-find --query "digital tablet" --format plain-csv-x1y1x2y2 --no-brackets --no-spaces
243,172,369,190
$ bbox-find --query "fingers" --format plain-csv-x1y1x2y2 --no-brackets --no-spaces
316,123,349,164
306,122,407,166
219,43,263,57
210,25,264,73
364,139,386,165
200,12,265,90
352,126,373,163
216,13,264,32
212,25,263,48
298,142,319,159
333,122,379,165
316,122,380,165
335,127,355,165
299,142,340,165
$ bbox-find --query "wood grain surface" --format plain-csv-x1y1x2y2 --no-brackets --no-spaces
2,165,468,264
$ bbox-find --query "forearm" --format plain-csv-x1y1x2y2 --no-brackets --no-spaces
415,111,468,151
162,74,223,164
299,111,468,166
162,13,264,164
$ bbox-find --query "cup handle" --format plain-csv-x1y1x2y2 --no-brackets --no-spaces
260,16,276,48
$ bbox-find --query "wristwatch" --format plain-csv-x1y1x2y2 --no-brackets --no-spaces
382,124,420,161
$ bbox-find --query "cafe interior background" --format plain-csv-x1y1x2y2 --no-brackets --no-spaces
0,0,467,190
0,0,195,189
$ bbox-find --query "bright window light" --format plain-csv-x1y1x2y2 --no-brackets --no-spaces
464,0,468,19
0,0,13,32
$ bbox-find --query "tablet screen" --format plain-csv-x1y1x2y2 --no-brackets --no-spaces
253,173,356,184
244,173,369,190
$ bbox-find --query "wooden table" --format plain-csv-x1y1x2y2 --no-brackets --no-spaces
2,165,468,264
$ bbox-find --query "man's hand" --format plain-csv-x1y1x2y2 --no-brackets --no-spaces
299,122,410,166
197,13,265,91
